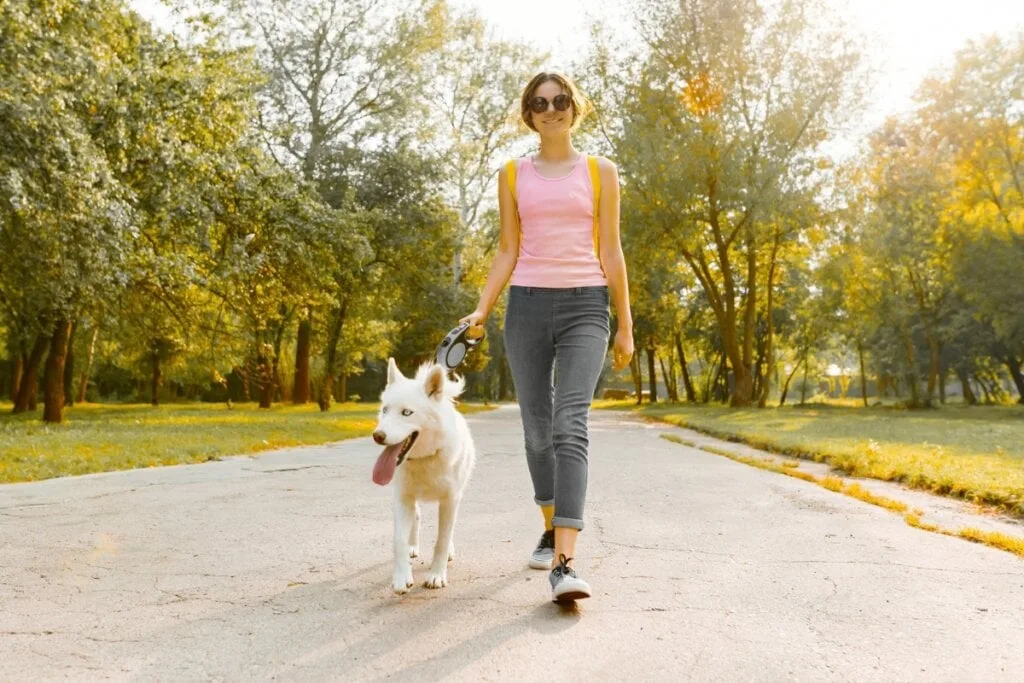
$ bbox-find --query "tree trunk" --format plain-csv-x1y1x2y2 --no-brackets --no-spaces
241,361,251,402
752,352,762,402
799,358,810,405
975,373,992,404
756,321,772,408
319,301,347,412
925,334,940,403
13,332,49,414
42,319,71,423
756,322,771,407
630,351,642,405
658,355,678,402
151,352,161,406
62,321,76,408
689,283,750,406
901,327,922,408
1005,356,1024,404
757,232,781,408
956,367,978,405
646,347,658,404
11,353,24,402
292,311,312,404
272,323,286,404
674,332,697,402
28,374,39,410
857,339,869,407
779,359,803,407
728,318,753,407
258,344,273,409
734,227,758,408
703,354,720,404
498,352,510,401
77,325,99,403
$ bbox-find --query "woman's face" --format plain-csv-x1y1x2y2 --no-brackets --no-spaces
530,79,573,135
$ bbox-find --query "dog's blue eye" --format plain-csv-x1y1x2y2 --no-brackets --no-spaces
401,408,413,416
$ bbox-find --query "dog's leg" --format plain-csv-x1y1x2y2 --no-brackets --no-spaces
425,496,459,589
392,496,416,594
408,503,420,558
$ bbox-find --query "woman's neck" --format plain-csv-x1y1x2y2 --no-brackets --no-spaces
535,134,577,163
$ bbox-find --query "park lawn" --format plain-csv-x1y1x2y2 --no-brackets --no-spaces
0,401,494,484
595,400,1024,518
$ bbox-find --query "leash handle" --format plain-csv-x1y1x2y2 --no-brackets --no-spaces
464,323,485,344
434,321,485,371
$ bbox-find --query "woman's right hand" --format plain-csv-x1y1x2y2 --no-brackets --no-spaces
459,310,485,326
458,310,487,339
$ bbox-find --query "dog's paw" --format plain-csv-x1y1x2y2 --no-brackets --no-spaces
424,571,448,589
409,545,419,558
392,567,414,595
447,547,455,562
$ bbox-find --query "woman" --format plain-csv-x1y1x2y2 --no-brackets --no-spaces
460,71,633,603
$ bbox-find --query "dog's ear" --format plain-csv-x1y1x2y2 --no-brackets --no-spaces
386,357,404,386
424,364,446,400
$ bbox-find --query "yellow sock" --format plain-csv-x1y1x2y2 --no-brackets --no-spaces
541,505,554,531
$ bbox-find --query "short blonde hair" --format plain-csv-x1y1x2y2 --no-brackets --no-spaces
520,71,591,132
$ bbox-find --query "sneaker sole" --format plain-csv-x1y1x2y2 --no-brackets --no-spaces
552,588,591,603
529,556,553,570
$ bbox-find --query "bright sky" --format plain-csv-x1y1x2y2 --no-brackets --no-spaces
132,0,1024,152
457,0,1024,144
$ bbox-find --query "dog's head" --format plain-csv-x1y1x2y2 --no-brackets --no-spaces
370,358,464,486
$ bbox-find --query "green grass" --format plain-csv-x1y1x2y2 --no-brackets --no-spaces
601,400,1024,518
0,400,494,484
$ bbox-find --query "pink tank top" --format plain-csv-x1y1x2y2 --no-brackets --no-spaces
509,155,608,288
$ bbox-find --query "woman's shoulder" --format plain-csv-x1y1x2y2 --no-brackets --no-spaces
588,155,617,170
498,157,521,181
586,155,618,178
499,155,528,172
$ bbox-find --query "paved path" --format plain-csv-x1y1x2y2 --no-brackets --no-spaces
2,406,1022,681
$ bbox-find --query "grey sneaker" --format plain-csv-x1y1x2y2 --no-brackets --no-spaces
529,530,555,569
549,554,591,603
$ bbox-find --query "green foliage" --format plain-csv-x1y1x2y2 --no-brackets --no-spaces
2,0,1021,422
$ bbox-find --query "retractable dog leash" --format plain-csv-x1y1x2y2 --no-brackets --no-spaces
434,322,484,372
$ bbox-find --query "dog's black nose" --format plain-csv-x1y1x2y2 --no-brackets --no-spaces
372,430,386,445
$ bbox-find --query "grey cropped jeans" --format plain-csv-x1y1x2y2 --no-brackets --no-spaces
503,285,611,531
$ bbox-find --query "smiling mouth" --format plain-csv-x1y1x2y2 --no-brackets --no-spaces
395,431,419,466
372,430,420,486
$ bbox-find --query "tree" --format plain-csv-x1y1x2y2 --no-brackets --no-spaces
586,0,869,406
211,0,445,403
0,0,134,421
916,33,1024,401
421,4,542,283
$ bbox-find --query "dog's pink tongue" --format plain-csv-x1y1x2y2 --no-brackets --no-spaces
372,444,402,486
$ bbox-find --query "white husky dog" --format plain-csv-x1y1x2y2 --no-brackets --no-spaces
371,358,476,594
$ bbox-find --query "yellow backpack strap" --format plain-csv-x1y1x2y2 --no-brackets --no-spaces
587,155,602,260
506,159,520,235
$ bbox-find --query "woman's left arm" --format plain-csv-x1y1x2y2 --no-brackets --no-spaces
597,157,634,371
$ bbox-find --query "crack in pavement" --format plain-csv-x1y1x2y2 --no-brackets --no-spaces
248,465,328,474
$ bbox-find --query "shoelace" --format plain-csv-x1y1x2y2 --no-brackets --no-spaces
536,531,555,551
553,553,575,578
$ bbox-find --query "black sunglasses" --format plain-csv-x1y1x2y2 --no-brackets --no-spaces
528,94,572,114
